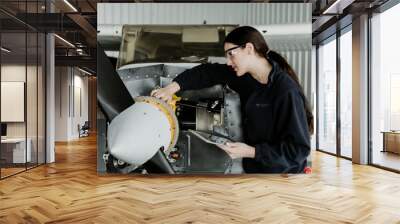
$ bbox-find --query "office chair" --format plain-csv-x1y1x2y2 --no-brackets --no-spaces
79,121,90,138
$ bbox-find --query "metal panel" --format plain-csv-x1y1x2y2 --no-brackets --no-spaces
280,49,312,101
245,3,311,25
98,3,311,26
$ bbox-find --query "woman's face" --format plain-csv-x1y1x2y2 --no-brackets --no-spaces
224,42,249,76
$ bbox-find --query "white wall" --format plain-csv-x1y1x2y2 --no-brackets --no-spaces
55,66,68,141
55,67,89,141
1,65,38,137
1,63,46,164
72,73,89,138
1,65,26,140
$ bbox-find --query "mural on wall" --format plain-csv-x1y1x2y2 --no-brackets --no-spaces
97,3,312,175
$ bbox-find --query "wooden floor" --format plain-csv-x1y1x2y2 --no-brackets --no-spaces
1,135,400,223
1,167,26,178
372,151,400,171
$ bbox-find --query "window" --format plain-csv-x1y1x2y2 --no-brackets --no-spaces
317,36,337,154
339,28,352,158
371,2,400,171
0,1,47,179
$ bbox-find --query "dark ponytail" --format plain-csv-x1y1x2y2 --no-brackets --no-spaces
267,50,314,134
225,26,314,134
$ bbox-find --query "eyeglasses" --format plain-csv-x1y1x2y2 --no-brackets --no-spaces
224,45,245,58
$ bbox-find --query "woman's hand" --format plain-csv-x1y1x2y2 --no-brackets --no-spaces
150,82,181,103
217,142,255,159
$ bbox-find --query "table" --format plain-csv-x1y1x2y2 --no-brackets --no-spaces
382,131,400,154
1,138,32,163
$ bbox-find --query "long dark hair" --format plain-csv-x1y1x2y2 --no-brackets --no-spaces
224,26,314,134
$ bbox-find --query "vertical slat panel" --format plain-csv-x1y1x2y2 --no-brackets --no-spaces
275,50,312,101
98,3,311,25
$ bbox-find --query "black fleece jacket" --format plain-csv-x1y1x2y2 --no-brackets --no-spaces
173,60,310,173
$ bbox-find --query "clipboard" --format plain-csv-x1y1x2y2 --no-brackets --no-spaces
188,129,231,146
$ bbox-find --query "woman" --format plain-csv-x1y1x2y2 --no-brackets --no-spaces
151,26,313,173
